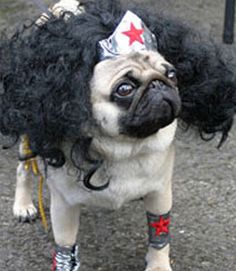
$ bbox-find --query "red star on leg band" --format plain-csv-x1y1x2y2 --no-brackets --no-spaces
150,215,170,236
122,22,144,45
147,211,171,250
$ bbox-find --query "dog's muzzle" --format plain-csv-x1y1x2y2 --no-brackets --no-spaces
120,79,181,138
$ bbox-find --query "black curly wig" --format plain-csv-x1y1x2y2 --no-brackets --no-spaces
0,0,235,170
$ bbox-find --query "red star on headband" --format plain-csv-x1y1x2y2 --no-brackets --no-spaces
122,22,144,45
150,216,170,236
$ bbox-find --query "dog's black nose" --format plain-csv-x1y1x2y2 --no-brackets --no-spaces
148,80,165,90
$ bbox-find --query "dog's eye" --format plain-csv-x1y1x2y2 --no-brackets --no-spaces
167,69,177,83
116,83,135,97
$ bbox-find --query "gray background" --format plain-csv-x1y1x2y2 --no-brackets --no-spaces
0,0,235,271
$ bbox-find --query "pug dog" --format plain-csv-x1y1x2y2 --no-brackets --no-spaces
1,0,235,271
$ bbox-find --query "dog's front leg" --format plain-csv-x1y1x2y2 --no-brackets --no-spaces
50,190,81,271
144,184,172,271
13,161,38,221
144,148,174,271
13,136,38,222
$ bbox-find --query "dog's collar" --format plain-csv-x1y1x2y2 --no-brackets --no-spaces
98,10,157,60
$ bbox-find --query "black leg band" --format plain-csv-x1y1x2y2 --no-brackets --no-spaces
147,211,171,250
51,245,80,271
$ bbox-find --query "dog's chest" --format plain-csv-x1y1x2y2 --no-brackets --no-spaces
47,147,173,209
47,125,176,209
84,154,167,207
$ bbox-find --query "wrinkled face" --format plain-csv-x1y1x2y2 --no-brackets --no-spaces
90,51,181,138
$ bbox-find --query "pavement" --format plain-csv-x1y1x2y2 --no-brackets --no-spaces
0,1,235,271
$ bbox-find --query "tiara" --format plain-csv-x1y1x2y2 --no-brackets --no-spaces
98,10,157,60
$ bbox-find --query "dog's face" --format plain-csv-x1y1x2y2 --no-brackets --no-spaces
90,51,181,138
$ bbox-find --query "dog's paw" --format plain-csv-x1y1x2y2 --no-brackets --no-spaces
13,203,38,222
145,246,172,271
